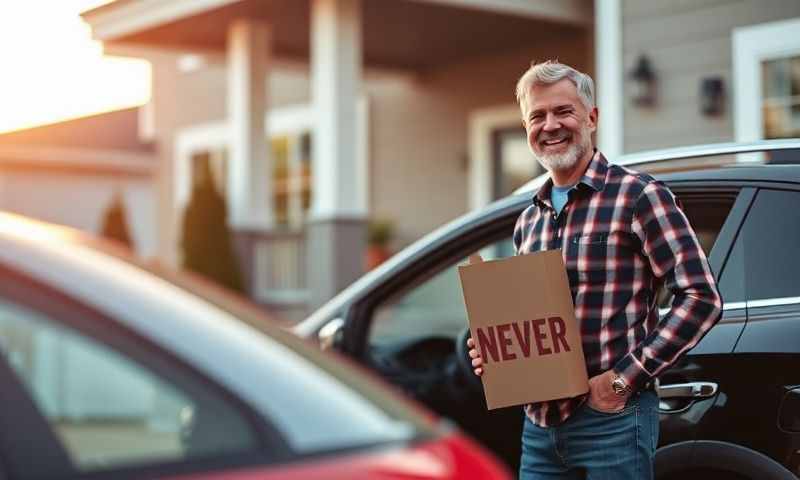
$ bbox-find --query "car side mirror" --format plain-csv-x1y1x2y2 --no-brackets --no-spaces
318,317,345,351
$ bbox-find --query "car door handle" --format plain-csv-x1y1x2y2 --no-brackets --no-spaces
658,382,718,400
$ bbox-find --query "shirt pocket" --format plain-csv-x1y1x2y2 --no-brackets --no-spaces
569,231,638,283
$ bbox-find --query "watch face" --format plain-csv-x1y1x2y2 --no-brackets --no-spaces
612,377,629,395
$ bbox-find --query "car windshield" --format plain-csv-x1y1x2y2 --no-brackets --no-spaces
0,218,438,455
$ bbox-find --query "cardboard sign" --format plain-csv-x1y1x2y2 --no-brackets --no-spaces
458,250,589,410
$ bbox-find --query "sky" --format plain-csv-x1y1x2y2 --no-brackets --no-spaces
0,0,151,134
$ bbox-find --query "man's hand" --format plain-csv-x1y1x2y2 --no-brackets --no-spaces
587,370,631,413
466,337,483,376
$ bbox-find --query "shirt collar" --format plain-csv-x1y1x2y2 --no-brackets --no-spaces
533,149,608,208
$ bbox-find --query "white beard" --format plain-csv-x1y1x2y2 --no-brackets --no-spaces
531,124,593,172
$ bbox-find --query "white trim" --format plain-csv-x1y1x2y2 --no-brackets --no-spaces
410,0,591,25
733,17,800,162
82,0,240,41
468,105,523,211
723,301,747,311
748,296,800,309
0,145,155,175
595,0,623,160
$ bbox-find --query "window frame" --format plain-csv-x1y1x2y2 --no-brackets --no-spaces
740,186,800,303
0,263,290,480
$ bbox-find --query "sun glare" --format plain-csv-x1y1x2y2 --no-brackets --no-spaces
0,0,150,134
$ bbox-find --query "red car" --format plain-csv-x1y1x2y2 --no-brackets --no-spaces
0,213,510,480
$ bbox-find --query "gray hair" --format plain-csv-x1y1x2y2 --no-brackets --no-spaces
515,61,595,117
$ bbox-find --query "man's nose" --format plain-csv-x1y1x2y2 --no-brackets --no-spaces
542,112,560,131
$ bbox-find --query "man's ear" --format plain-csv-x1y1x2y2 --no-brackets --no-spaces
587,106,598,132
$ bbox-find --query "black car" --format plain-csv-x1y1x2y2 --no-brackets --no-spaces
295,140,800,480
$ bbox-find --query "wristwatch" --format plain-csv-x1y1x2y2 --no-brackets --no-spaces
611,374,632,396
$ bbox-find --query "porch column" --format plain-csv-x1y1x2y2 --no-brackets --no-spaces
595,0,623,159
308,0,366,309
227,19,273,229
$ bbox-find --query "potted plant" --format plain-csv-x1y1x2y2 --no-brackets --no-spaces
365,218,394,270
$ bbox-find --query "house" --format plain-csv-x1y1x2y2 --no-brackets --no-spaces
0,108,158,257
79,0,800,321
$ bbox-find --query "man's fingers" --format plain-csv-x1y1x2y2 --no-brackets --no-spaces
467,337,483,376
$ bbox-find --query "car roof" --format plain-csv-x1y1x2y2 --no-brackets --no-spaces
513,139,800,194
656,164,800,184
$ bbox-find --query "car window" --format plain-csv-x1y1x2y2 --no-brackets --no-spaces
740,189,800,301
368,237,514,348
0,298,258,474
657,191,739,306
677,194,735,257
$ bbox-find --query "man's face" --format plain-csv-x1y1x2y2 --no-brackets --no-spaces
523,79,598,172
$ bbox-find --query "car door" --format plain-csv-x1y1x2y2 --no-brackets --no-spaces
655,185,753,447
720,187,800,471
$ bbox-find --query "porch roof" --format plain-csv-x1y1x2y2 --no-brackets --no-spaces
82,0,590,71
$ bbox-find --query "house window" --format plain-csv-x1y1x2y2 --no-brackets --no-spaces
762,56,800,139
271,132,312,230
186,132,312,230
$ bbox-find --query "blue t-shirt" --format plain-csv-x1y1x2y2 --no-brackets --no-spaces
551,184,575,216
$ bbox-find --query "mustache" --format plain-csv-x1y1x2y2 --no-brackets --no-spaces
538,130,571,143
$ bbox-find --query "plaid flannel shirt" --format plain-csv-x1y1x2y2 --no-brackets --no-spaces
514,150,722,427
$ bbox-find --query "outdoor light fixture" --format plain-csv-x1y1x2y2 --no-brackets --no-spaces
700,77,725,116
629,54,657,107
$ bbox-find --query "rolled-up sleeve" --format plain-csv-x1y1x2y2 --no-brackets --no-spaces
613,181,723,391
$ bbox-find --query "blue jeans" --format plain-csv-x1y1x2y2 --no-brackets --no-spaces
520,390,659,480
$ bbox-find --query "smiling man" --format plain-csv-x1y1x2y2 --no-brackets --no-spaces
467,61,723,479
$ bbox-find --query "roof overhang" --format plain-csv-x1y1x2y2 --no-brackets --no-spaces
83,0,591,71
0,145,155,178
83,0,241,41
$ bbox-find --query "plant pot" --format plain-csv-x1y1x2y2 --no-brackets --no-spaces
365,245,392,270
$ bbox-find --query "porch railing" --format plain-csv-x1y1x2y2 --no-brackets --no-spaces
235,229,309,308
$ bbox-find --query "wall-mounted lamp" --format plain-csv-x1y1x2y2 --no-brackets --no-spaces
700,77,725,117
629,55,657,107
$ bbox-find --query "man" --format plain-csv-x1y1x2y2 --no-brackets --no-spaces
467,61,722,479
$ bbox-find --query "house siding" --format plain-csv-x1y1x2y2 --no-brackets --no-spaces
621,0,800,153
